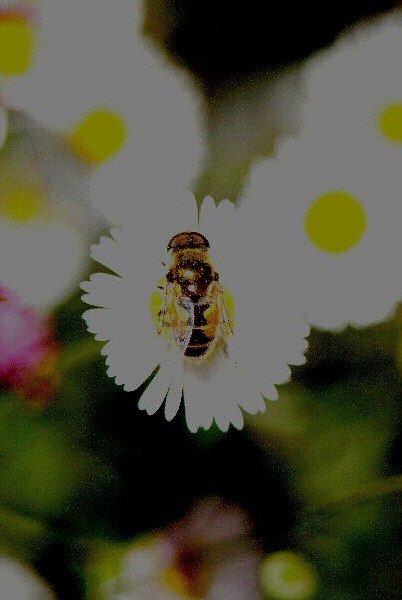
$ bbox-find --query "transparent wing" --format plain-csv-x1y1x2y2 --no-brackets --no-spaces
215,282,234,336
170,296,194,355
158,285,194,356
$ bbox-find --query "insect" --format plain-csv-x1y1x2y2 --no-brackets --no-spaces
156,231,234,360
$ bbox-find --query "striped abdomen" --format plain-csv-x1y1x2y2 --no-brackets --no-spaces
184,302,219,358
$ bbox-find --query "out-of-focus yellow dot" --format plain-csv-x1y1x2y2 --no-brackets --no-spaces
0,16,34,75
261,551,318,600
378,103,402,143
69,110,127,165
305,191,366,253
0,186,44,222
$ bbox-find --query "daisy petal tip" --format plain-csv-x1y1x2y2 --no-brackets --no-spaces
164,406,179,422
186,419,200,434
80,293,92,306
123,383,136,393
257,394,268,412
110,227,122,241
79,280,91,293
137,402,147,412
268,391,279,403
94,332,110,342
137,396,153,413
99,345,110,357
215,419,229,433
294,354,308,366
231,416,244,431
89,240,103,257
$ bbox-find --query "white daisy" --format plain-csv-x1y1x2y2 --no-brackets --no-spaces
246,137,402,330
3,0,201,186
81,193,309,433
303,14,402,164
0,109,103,310
0,555,55,600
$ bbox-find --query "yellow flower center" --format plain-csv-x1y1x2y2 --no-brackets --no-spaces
378,103,402,143
69,110,127,165
0,16,34,75
0,185,44,222
305,191,367,253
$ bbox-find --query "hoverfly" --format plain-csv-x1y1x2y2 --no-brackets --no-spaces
155,231,234,360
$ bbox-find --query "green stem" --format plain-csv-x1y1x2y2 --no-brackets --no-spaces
295,474,402,537
59,338,104,374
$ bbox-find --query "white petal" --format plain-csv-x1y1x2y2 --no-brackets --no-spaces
183,380,213,433
199,195,217,230
90,235,122,275
138,370,171,415
80,273,123,308
164,377,183,421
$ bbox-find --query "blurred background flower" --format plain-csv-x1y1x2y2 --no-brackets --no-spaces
0,109,104,309
101,497,263,600
304,15,402,163
0,554,55,599
2,0,202,227
245,135,402,329
0,2,400,600
0,284,56,392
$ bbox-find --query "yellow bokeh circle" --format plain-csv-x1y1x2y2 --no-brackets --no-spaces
0,16,34,75
378,103,402,143
70,110,127,165
305,191,367,253
0,185,44,222
261,551,318,600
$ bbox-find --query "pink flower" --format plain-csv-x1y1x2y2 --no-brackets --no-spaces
0,284,53,389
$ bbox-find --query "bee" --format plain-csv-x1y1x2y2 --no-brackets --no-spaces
157,231,234,360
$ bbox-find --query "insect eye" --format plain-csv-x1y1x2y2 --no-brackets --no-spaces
166,272,174,282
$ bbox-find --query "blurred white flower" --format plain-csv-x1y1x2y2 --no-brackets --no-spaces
0,109,104,310
3,0,202,199
0,555,55,600
81,193,309,433
197,66,307,201
304,14,402,164
246,138,402,330
103,497,263,600
0,218,84,308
